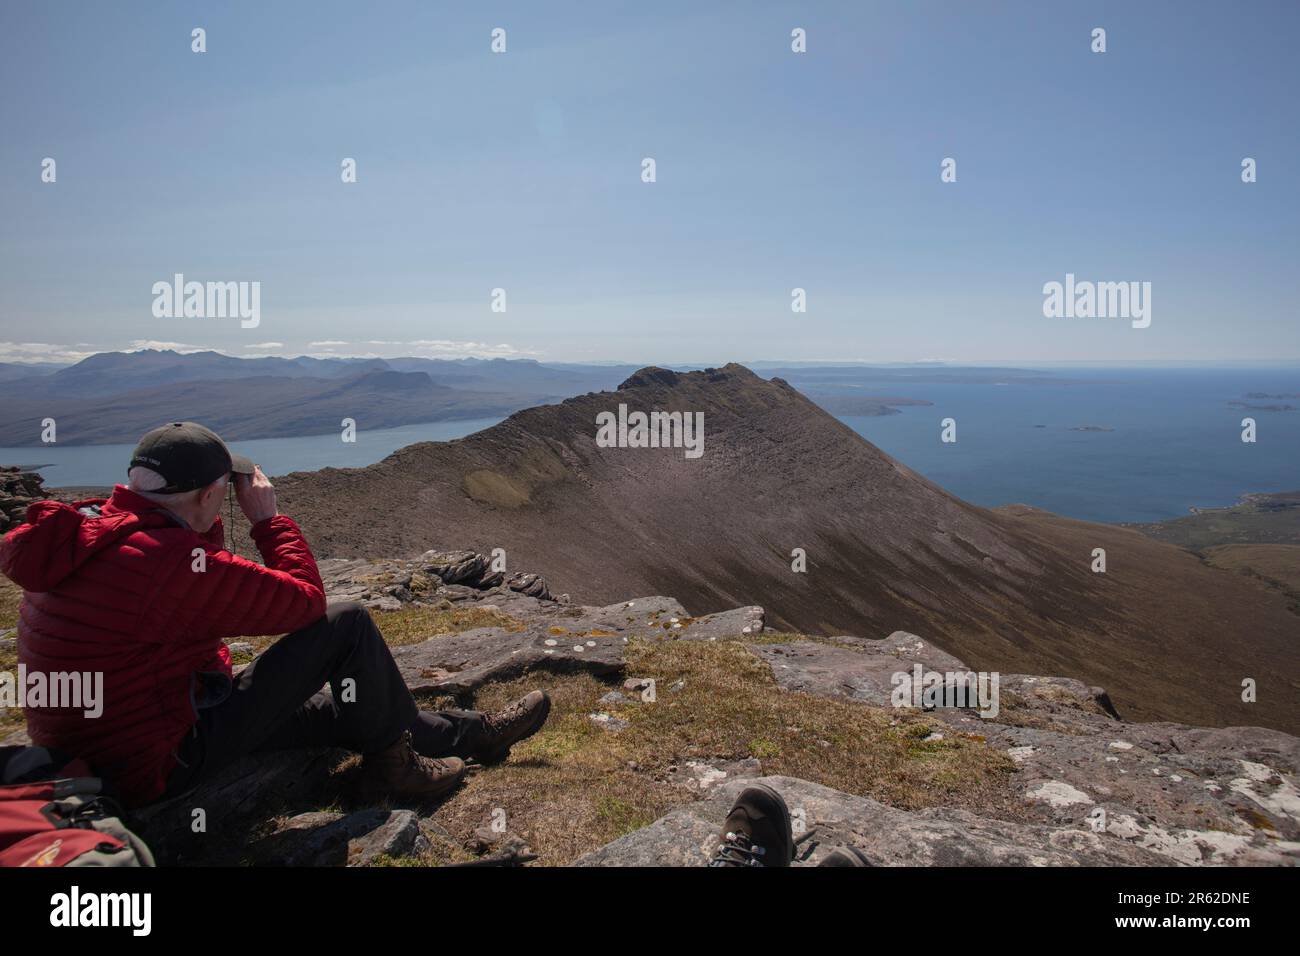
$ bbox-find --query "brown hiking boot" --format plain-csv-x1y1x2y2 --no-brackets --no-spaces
360,730,467,801
818,845,874,866
476,690,551,764
708,784,794,867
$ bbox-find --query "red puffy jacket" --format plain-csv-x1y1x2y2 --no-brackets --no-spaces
0,486,326,807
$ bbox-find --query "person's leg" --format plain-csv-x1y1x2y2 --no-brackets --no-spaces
409,709,486,760
255,696,485,758
166,602,419,795
164,603,551,800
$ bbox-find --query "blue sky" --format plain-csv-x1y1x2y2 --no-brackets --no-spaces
1,0,1297,365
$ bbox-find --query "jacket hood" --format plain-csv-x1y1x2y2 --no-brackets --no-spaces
0,486,217,593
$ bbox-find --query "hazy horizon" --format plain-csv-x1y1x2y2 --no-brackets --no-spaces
5,346,1300,371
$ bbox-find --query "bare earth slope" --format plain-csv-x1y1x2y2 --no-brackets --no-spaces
276,365,1300,734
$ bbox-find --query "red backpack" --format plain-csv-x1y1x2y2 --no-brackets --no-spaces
0,745,154,867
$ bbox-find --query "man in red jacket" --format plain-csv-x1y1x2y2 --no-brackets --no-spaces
0,422,550,808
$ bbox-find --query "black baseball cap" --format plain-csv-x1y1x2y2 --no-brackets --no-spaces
128,422,254,493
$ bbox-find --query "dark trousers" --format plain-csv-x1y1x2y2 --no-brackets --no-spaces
163,602,484,798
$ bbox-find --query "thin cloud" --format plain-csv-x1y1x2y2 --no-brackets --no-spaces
125,340,212,354
293,339,541,359
0,341,100,364
404,340,541,359
1,338,543,365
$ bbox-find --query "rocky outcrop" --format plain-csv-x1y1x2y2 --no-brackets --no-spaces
317,550,555,611
576,775,1172,866
731,631,1300,866
0,467,47,534
250,808,430,866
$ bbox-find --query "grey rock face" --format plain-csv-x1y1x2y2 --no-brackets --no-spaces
316,550,556,611
419,550,555,601
575,775,1171,867
421,549,489,585
979,717,1300,865
750,630,973,707
253,808,429,866
665,758,763,794
0,467,48,534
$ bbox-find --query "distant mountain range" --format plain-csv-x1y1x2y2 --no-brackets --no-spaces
272,364,1300,735
0,351,641,446
0,361,66,384
0,350,941,445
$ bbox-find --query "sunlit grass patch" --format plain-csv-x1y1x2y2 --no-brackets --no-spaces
742,630,866,650
231,603,526,658
371,604,524,646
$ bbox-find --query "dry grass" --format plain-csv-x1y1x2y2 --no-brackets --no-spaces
0,579,23,737
986,691,1093,735
394,638,1017,866
230,603,525,663
371,604,524,646
1127,501,1300,549
397,670,683,865
1203,544,1300,610
744,630,868,650
0,641,21,738
0,577,20,631
355,569,442,601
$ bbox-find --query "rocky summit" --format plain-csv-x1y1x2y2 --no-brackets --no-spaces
90,549,1296,868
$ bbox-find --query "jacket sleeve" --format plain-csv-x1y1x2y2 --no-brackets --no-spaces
164,515,328,639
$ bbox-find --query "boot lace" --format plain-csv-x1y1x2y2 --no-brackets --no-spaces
485,698,528,735
708,831,767,867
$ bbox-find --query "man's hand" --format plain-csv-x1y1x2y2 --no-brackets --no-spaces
235,465,278,524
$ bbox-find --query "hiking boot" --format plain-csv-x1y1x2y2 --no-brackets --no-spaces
361,730,466,801
476,690,551,764
708,784,794,867
819,845,874,866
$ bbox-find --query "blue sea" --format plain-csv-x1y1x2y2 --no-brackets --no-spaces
3,369,1297,524
2,419,505,491
838,368,1300,523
